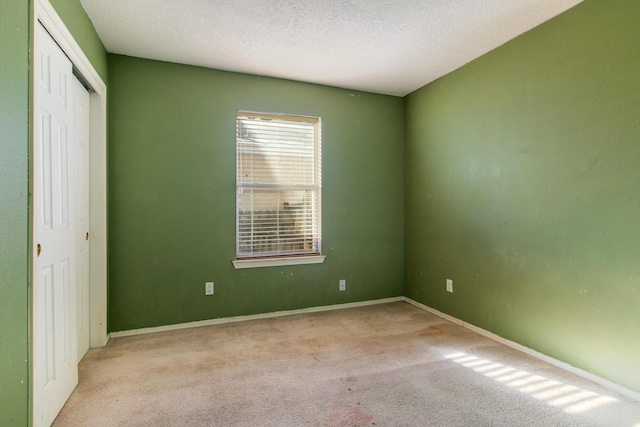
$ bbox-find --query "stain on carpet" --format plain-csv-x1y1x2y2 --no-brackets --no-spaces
323,401,373,427
429,325,445,335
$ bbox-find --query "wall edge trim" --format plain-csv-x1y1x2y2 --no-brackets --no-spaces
403,297,640,402
110,296,405,338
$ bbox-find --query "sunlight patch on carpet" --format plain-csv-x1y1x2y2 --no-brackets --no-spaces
445,352,618,415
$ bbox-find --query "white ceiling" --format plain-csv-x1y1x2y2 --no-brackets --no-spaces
79,0,583,97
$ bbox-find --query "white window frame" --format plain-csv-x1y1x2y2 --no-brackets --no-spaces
232,111,325,269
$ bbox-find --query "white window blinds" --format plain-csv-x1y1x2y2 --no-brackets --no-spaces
236,111,321,258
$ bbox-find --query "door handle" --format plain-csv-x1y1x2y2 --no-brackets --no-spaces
37,243,42,257
86,232,89,241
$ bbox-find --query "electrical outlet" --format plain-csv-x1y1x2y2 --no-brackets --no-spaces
446,279,453,293
339,279,346,291
205,281,214,295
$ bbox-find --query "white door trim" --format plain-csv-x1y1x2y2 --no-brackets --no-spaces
33,0,108,349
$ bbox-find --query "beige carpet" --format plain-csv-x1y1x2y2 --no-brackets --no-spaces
54,302,640,426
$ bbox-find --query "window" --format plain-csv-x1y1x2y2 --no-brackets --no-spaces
233,111,323,268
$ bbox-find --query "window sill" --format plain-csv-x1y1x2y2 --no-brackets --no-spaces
232,255,326,269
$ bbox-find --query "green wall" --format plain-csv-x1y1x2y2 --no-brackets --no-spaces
107,55,405,332
0,1,30,424
49,0,108,82
0,0,106,424
405,0,640,393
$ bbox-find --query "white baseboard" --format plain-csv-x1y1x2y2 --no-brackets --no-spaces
403,297,640,403
109,296,404,338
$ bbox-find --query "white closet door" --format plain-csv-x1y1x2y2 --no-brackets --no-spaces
73,75,91,362
33,22,79,427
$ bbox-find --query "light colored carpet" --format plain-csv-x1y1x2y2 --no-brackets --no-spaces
54,302,640,426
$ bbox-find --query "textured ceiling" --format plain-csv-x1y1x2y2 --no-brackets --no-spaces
79,0,583,96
